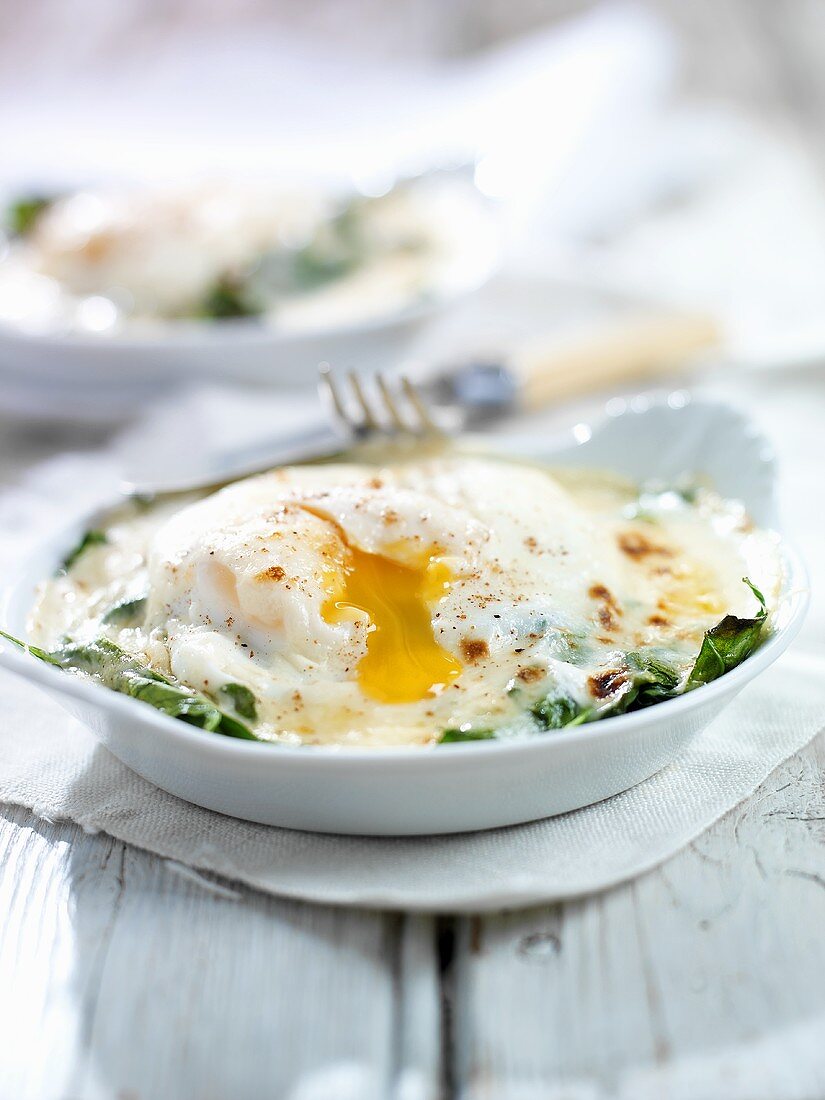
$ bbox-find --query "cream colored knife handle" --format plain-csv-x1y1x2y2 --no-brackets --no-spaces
510,312,721,409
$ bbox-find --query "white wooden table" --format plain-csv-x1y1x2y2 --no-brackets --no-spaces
4,3,825,1097
3,732,825,1100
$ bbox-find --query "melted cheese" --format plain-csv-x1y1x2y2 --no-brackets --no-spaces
28,454,783,748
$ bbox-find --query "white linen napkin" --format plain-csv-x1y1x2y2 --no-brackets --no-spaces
0,448,822,912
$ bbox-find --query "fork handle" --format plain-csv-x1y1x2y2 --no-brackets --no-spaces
509,312,721,409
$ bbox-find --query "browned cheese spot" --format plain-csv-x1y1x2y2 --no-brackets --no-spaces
588,669,628,700
460,638,489,663
589,583,613,602
517,666,544,684
617,531,674,560
597,605,616,630
588,583,622,632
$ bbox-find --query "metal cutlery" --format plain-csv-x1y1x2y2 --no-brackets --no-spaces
125,309,719,496
319,367,441,441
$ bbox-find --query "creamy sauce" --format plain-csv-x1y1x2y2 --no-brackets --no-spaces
29,454,783,747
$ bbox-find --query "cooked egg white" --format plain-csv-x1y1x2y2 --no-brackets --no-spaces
29,455,782,747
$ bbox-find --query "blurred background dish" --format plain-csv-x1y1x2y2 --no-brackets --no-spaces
0,172,498,414
0,176,495,333
0,3,684,424
3,2,825,429
0,0,823,511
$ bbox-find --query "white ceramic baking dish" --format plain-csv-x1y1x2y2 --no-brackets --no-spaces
0,396,808,834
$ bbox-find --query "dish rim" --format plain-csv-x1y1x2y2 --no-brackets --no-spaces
0,279,469,350
0,480,809,768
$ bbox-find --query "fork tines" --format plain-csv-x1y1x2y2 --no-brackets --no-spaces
318,366,440,440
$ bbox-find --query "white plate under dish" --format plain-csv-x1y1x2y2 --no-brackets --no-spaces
0,397,809,835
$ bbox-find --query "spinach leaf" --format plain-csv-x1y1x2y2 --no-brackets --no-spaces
625,652,681,709
6,194,54,236
531,690,585,729
0,629,62,667
441,695,593,744
250,240,353,300
102,596,147,626
2,632,259,741
591,652,681,718
219,682,258,721
439,727,496,744
250,201,366,300
291,200,367,289
197,276,260,320
290,243,356,291
563,708,594,728
599,578,768,714
687,577,768,689
60,530,107,573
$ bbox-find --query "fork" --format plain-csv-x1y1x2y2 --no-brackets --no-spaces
124,309,718,496
123,369,445,498
318,365,443,441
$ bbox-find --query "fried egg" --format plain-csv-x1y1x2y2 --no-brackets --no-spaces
29,454,782,747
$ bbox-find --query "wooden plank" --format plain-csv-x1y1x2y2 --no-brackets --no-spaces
396,915,443,1100
0,804,441,1100
452,732,825,1100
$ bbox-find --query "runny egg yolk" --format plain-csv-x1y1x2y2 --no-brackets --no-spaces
322,542,462,704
